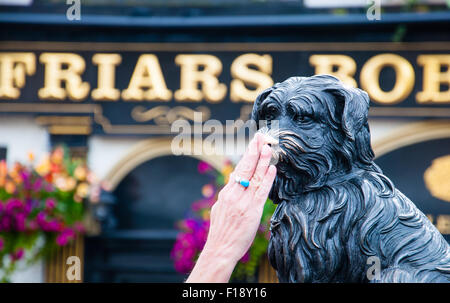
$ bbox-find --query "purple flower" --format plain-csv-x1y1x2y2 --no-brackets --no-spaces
5,199,23,214
183,218,200,233
197,161,211,174
73,222,85,233
36,211,47,228
56,233,68,246
32,177,43,192
1,216,11,231
45,198,56,211
44,183,54,192
56,228,75,246
24,199,33,214
20,171,31,188
14,213,26,231
11,248,24,261
28,219,38,231
47,220,64,232
240,251,250,263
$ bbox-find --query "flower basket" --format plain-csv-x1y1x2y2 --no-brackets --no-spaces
0,146,100,282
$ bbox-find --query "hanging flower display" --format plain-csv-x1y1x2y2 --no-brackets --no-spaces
171,160,276,281
0,146,99,282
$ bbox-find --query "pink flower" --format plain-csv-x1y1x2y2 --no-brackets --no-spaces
36,211,47,229
5,199,23,214
44,183,54,192
14,213,26,231
45,198,56,211
28,219,38,231
1,216,11,231
197,161,211,174
240,251,250,263
11,248,24,261
73,222,85,233
24,199,33,214
184,218,198,232
32,177,43,192
56,228,75,246
56,234,68,246
258,224,265,233
48,220,64,232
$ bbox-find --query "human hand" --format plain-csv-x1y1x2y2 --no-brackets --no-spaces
186,133,277,282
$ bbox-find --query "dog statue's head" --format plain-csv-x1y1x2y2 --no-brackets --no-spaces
251,74,376,202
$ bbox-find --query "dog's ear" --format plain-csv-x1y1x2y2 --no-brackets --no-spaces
334,86,370,141
251,84,277,122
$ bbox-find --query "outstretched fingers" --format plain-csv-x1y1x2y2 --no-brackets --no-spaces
253,165,277,207
248,144,273,193
232,133,265,183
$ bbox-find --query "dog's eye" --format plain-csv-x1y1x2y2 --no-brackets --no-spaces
262,105,279,121
295,115,313,123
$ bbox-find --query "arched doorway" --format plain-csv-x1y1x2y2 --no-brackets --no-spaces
84,154,220,282
374,137,450,243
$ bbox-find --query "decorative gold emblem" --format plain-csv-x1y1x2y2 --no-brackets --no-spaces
131,105,211,125
424,154,450,202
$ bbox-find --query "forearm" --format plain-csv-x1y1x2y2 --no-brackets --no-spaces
185,247,237,283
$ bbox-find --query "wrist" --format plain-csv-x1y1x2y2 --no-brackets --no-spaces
186,244,238,283
201,244,240,266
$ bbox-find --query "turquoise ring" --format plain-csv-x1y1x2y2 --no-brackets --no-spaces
235,175,250,188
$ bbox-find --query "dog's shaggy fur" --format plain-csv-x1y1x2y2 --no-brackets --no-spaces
251,75,450,283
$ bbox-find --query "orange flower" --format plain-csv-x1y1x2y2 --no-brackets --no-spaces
9,163,23,184
74,194,82,203
35,156,50,176
5,181,16,194
66,177,77,191
221,163,233,183
50,163,62,174
202,184,215,198
74,166,87,181
76,182,89,198
27,151,35,162
51,147,64,165
202,209,211,221
54,176,76,192
0,160,7,177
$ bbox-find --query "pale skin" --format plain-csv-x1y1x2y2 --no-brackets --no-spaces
186,133,277,283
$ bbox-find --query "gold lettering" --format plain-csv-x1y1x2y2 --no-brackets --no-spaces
0,52,35,99
92,53,122,101
38,53,90,101
175,55,226,103
122,54,172,102
309,55,357,87
360,54,415,104
230,54,273,103
416,55,450,103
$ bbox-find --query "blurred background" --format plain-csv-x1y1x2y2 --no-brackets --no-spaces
0,0,449,283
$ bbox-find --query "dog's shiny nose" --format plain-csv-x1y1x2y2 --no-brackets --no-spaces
257,127,281,165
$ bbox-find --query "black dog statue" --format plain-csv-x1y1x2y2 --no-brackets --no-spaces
251,75,450,283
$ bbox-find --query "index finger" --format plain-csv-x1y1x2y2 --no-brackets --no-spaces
233,133,265,181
